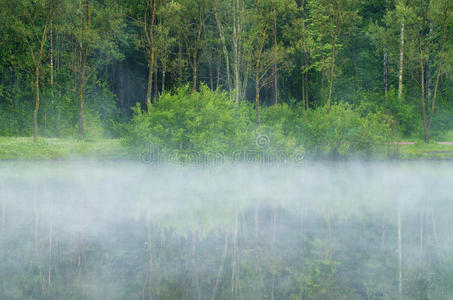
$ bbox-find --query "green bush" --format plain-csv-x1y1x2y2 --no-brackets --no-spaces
0,101,32,136
299,103,394,159
260,103,304,159
384,89,419,137
430,99,453,141
125,86,396,161
125,85,256,162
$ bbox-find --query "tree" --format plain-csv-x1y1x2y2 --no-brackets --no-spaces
213,0,232,92
63,0,124,137
13,0,52,140
248,0,283,126
415,0,453,142
396,0,408,100
286,0,312,110
181,0,207,93
308,0,359,109
155,1,180,94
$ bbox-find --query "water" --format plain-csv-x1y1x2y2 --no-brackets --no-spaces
0,161,452,299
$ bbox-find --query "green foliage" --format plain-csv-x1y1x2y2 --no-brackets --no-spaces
429,99,453,140
125,85,256,161
299,103,393,159
125,89,395,161
384,89,419,137
0,101,33,136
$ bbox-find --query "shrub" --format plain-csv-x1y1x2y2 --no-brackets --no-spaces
125,86,394,161
429,99,453,141
384,89,419,137
299,103,393,159
124,85,255,162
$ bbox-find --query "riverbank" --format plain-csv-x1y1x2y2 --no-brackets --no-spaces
1,137,453,161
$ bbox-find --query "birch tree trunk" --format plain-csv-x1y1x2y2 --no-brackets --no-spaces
232,0,242,103
78,0,91,138
398,17,405,100
32,0,52,140
383,50,388,97
191,7,203,93
272,10,278,105
214,7,231,91
145,0,157,111
254,30,266,127
427,18,449,141
327,35,336,109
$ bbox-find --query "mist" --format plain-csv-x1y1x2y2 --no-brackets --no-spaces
1,161,452,299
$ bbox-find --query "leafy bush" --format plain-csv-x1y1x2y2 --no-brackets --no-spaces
125,86,396,161
430,99,453,140
260,103,304,159
299,103,394,159
0,101,32,136
125,85,256,162
384,89,419,137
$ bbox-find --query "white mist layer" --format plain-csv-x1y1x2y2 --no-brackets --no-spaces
0,161,452,299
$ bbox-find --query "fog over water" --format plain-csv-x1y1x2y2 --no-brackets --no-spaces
1,161,452,299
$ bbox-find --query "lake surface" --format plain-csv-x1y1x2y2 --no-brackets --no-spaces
0,161,452,299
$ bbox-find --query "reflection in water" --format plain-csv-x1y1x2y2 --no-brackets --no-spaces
0,162,452,299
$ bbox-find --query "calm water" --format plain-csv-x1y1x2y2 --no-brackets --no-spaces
0,161,452,299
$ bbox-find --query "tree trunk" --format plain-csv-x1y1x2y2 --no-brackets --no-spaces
78,0,91,138
214,8,231,91
161,64,166,93
192,7,203,94
301,71,305,110
254,29,266,127
154,60,158,99
78,85,85,138
216,52,221,89
427,19,449,140
50,13,54,120
272,10,278,105
146,56,154,109
398,17,405,100
178,39,183,84
305,70,309,110
327,35,336,109
384,50,388,98
419,37,428,142
119,64,125,116
255,79,261,127
232,0,242,103
31,0,52,140
145,0,157,110
427,23,433,101
33,66,40,140
321,69,325,105
208,53,214,90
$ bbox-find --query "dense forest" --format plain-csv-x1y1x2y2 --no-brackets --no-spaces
0,0,453,158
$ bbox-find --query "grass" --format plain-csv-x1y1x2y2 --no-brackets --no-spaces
1,137,453,161
394,140,453,160
0,137,131,160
